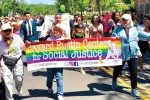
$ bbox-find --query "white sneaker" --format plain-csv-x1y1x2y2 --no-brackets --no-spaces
80,70,86,74
58,95,64,100
17,89,23,96
53,78,56,82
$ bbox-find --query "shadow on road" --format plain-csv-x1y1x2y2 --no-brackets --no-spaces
88,83,128,93
14,89,56,100
14,89,103,99
64,90,103,97
85,68,112,78
32,71,47,77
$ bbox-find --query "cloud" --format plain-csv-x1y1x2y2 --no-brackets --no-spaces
25,0,31,3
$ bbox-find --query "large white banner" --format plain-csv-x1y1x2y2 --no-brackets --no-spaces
43,13,71,39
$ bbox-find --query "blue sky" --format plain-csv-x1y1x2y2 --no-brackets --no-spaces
26,0,56,4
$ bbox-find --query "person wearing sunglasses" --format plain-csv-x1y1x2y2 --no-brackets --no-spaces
111,14,150,99
0,23,25,100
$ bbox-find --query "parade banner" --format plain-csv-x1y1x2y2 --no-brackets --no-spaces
44,13,71,39
26,38,122,71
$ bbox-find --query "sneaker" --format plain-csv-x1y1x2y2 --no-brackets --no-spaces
131,89,141,99
80,70,86,74
111,79,117,90
53,78,56,82
57,95,64,100
17,89,23,96
48,88,54,94
139,68,144,72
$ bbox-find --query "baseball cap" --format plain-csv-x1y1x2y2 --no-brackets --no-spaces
1,23,12,31
121,14,132,21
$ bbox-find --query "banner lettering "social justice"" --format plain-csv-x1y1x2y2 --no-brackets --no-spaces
26,38,122,71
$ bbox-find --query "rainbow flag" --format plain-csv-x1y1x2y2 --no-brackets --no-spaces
108,19,114,29
26,38,122,71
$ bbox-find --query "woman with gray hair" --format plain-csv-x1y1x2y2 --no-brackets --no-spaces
111,14,150,99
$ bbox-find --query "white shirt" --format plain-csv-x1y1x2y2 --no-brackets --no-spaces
37,23,46,38
26,19,33,36
0,34,24,60
138,24,146,41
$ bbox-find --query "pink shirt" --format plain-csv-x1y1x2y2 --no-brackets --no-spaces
89,24,103,38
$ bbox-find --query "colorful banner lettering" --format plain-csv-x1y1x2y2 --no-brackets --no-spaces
26,38,122,71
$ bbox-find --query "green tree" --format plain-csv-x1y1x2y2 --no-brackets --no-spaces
124,0,132,4
0,0,13,16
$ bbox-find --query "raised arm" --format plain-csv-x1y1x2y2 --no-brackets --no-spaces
36,18,44,26
138,29,150,39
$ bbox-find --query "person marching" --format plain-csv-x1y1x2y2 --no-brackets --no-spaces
72,16,86,74
0,23,25,100
138,15,150,72
20,12,44,44
111,14,150,99
46,14,67,100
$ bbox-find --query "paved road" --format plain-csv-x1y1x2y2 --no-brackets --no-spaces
1,52,150,100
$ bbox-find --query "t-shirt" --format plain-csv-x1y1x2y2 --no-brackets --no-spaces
89,24,103,38
0,34,24,60
47,35,64,41
74,25,85,39
138,24,146,41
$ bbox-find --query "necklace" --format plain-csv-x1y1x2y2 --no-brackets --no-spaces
3,34,14,46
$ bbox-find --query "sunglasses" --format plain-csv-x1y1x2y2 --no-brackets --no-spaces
3,29,12,33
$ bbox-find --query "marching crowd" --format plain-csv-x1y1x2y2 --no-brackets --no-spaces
0,9,150,100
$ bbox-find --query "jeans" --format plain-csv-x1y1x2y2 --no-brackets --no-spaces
113,58,138,89
46,68,63,96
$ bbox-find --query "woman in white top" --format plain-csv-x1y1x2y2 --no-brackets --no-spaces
138,15,150,71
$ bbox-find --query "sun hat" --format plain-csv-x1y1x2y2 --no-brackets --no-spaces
121,14,132,21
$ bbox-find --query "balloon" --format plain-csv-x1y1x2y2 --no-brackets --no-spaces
60,5,66,12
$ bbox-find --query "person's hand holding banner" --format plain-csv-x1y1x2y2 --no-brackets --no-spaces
25,38,122,71
25,40,31,48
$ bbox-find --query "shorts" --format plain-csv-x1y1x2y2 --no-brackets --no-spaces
138,40,150,54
